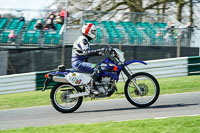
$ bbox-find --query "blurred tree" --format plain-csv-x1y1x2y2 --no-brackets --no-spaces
99,0,168,12
176,0,187,22
66,0,199,24
189,0,194,23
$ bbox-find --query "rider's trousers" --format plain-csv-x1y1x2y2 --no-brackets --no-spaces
72,60,95,73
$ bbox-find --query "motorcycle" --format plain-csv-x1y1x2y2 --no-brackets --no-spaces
42,46,160,113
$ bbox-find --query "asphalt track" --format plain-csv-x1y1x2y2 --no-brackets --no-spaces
0,92,200,130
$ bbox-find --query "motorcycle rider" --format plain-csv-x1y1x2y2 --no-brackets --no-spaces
71,23,109,95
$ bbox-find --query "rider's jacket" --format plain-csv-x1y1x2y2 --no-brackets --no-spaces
71,35,100,73
71,34,117,79
72,35,100,62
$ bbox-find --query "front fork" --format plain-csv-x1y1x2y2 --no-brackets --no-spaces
122,67,143,94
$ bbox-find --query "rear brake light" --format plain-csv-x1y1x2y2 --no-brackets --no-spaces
44,74,49,78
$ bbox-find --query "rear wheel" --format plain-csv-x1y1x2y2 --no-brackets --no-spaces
124,72,160,107
50,83,83,113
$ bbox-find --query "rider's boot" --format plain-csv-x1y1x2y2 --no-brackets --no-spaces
91,67,102,95
91,73,101,95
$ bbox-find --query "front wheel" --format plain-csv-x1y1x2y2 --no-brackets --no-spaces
50,83,83,113
124,72,160,107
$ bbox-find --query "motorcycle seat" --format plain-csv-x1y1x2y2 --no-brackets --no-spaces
65,69,78,73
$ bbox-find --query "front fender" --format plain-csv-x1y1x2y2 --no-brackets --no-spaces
124,60,147,66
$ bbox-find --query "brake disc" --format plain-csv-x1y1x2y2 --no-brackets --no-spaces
135,83,148,96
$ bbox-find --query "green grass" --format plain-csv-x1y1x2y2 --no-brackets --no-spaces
0,75,200,110
1,116,200,133
0,90,51,110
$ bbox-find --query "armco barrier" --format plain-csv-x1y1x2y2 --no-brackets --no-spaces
1,56,200,95
36,71,56,90
0,72,36,95
188,56,200,75
119,57,188,80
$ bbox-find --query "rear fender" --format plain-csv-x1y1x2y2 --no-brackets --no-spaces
42,71,70,91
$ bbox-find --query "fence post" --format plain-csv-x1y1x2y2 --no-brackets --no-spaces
177,35,181,57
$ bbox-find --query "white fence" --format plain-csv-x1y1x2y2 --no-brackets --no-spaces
0,57,190,95
125,57,187,76
0,72,36,95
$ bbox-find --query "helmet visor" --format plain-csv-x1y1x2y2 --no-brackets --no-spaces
91,30,96,36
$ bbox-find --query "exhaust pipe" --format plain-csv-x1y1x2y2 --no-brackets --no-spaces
53,76,69,83
68,92,89,98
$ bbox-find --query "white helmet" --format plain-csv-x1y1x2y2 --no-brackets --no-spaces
82,23,96,39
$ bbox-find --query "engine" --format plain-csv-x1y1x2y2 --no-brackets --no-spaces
96,77,116,96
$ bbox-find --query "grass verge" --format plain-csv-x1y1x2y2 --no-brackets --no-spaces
0,75,200,110
0,116,200,133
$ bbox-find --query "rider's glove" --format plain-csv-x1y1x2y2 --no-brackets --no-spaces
104,48,112,54
97,48,111,56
